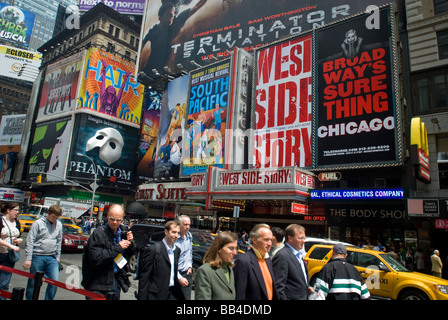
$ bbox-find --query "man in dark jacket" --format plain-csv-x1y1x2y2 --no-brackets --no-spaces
315,243,370,300
81,204,133,300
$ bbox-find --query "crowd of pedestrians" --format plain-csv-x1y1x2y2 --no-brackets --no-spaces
0,201,446,300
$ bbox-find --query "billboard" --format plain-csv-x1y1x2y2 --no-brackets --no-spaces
0,152,15,184
37,51,85,120
77,48,144,125
0,44,41,82
0,3,36,48
154,74,189,179
78,0,145,15
136,89,162,183
313,5,402,169
27,116,73,182
137,0,392,82
252,34,312,169
67,113,139,188
0,114,25,146
181,59,231,176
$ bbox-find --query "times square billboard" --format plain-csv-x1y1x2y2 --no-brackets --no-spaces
136,0,393,82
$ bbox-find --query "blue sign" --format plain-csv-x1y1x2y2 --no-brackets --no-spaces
311,189,404,200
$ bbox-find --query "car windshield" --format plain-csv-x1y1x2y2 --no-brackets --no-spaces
381,253,410,272
59,218,74,224
63,225,79,234
19,215,35,221
192,231,214,247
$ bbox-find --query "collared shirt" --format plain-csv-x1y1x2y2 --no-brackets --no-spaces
285,243,308,285
163,238,176,287
175,231,193,273
252,246,273,300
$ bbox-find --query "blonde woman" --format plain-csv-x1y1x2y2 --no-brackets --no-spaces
194,231,238,300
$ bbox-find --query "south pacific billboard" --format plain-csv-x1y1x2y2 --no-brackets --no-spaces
67,113,139,188
37,51,85,120
181,59,231,176
77,48,144,125
252,33,312,169
136,0,392,83
0,2,36,48
27,116,73,182
313,5,402,169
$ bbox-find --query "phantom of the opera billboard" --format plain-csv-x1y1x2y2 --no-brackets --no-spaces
154,74,189,180
136,89,162,183
0,2,36,48
252,33,312,169
27,116,73,182
313,5,402,169
136,0,392,82
78,48,144,125
37,51,85,120
181,59,231,176
67,114,139,188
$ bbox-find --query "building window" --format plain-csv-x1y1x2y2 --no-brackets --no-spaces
412,68,448,114
434,0,448,15
438,29,448,60
114,27,121,38
130,35,135,47
108,24,114,35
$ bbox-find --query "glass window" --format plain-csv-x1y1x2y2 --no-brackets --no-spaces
434,74,448,108
357,252,382,268
417,79,431,112
308,247,331,260
434,0,448,15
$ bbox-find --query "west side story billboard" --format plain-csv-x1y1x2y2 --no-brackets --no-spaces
313,5,402,169
137,0,392,82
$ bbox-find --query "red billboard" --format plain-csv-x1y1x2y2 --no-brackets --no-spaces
252,34,312,169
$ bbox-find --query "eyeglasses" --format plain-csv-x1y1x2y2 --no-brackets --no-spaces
108,218,123,222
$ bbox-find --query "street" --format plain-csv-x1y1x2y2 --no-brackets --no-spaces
7,231,138,300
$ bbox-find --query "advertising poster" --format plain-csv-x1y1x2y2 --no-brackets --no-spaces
0,44,41,82
181,60,230,176
314,5,401,169
0,152,15,185
0,2,36,48
253,34,312,169
78,0,145,15
27,116,72,182
136,89,162,183
0,114,25,146
78,48,144,125
137,0,391,82
154,74,189,179
37,51,85,120
67,114,139,188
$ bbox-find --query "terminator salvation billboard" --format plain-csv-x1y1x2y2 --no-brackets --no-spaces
252,34,312,169
137,0,392,82
314,5,402,169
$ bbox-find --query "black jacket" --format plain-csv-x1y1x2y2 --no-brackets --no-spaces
81,224,131,292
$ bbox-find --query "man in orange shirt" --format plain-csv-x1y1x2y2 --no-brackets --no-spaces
234,224,278,300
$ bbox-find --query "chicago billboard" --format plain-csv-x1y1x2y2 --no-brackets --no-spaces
313,5,402,169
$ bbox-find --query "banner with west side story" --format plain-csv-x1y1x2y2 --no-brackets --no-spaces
313,5,402,169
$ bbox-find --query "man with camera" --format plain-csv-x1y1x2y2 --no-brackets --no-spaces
81,204,134,300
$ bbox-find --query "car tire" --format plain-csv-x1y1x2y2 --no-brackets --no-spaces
128,253,138,273
398,289,428,300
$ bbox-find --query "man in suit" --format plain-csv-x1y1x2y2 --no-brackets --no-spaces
234,223,278,300
272,224,314,300
137,220,186,300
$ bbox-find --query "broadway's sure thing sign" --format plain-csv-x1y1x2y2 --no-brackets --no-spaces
314,6,401,169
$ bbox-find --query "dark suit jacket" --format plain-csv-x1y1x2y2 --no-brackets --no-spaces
233,248,278,300
272,245,309,300
137,241,184,300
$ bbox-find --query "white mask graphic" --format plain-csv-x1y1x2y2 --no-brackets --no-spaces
86,127,124,165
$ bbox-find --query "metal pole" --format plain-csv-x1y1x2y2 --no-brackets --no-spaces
32,271,45,300
77,153,97,220
11,287,24,300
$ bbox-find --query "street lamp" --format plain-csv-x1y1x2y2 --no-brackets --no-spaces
77,153,98,219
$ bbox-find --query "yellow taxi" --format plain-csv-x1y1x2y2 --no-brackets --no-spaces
58,216,82,234
18,214,36,233
305,244,448,300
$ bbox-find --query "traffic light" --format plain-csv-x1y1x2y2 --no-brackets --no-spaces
36,174,42,183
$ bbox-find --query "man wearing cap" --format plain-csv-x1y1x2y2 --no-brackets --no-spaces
315,243,370,300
